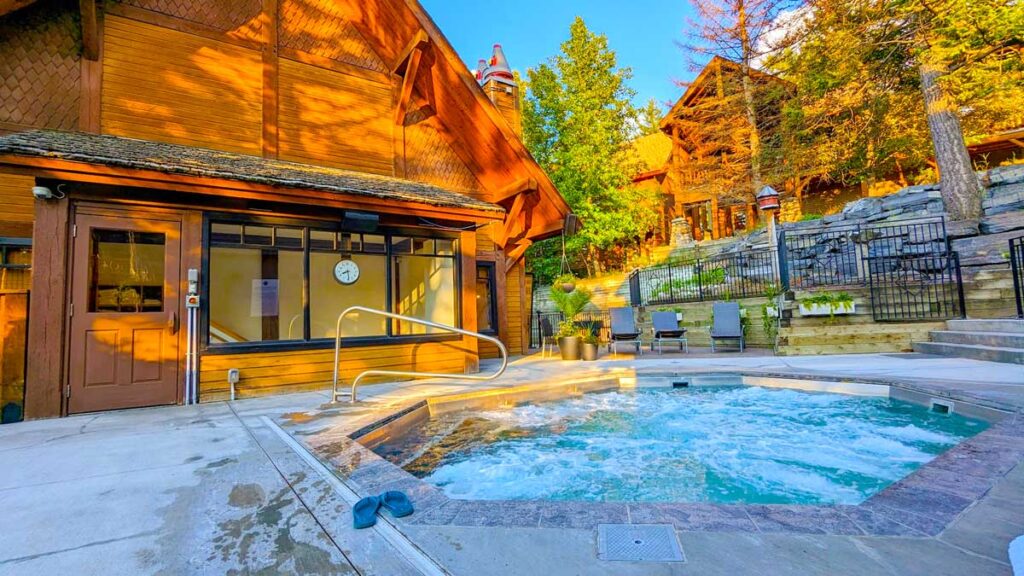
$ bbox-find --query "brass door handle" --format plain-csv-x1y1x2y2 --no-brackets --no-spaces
168,310,179,334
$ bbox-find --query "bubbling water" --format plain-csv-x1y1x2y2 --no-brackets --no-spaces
405,386,985,505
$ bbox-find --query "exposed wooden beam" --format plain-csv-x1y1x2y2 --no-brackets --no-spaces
78,4,102,132
505,239,533,272
1010,138,1024,148
260,0,279,158
493,177,538,204
391,30,429,75
495,191,531,247
0,0,35,18
394,46,424,126
79,0,99,60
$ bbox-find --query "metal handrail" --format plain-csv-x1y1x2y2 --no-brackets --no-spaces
331,305,508,403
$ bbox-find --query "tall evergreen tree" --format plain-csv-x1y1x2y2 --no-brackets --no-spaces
522,17,659,279
773,0,1022,219
637,98,666,136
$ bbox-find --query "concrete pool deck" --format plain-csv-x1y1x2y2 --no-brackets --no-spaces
0,352,1022,575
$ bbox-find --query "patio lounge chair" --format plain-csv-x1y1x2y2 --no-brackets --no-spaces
540,317,558,358
650,311,687,354
710,301,744,352
609,307,643,357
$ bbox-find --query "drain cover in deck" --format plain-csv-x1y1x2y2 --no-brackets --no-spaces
597,524,685,562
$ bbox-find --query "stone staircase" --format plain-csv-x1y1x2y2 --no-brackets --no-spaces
913,319,1024,364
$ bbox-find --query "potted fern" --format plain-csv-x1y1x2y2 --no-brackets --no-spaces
550,283,593,361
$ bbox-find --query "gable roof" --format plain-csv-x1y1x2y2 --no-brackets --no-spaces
631,132,673,171
660,56,787,132
340,0,571,240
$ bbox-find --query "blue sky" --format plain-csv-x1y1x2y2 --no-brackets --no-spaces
420,0,699,113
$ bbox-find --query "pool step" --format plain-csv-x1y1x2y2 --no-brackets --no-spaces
913,318,1024,364
911,341,1024,364
945,318,1024,333
929,330,1024,348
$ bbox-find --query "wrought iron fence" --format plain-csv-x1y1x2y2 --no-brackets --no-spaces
625,217,965,323
867,251,965,322
627,248,778,307
529,310,610,349
1011,235,1024,319
781,218,950,290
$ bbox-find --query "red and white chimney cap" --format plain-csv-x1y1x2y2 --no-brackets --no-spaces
480,44,515,85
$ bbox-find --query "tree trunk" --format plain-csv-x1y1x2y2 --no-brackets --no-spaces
737,0,764,201
919,64,983,221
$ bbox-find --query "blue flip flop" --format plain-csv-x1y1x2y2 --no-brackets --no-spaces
380,491,414,518
353,495,381,529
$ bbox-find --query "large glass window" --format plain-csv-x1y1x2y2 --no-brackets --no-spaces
392,235,457,335
206,219,459,348
209,224,304,344
310,232,387,338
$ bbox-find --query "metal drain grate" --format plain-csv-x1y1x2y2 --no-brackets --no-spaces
597,524,685,562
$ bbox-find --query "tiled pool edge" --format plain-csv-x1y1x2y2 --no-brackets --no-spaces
285,373,1024,538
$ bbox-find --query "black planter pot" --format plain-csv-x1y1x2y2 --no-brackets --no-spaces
558,336,581,361
581,342,599,361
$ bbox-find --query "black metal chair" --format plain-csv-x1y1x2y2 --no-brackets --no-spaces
651,311,687,354
609,307,643,357
540,317,558,358
710,301,744,352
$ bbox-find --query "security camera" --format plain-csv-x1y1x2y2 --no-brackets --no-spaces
32,186,53,200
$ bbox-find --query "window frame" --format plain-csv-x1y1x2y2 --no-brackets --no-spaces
474,261,498,335
201,213,462,354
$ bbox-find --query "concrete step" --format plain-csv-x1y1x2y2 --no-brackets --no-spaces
930,330,1024,348
946,318,1024,333
912,341,1024,364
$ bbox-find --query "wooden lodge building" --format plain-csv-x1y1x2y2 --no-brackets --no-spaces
635,56,1024,244
0,0,570,420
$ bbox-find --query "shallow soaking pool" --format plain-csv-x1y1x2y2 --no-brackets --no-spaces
372,386,987,505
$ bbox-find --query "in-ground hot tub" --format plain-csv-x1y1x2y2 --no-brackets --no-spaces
364,375,989,506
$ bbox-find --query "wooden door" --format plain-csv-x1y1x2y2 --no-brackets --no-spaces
67,213,181,413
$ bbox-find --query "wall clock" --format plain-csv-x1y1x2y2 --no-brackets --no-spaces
333,259,360,285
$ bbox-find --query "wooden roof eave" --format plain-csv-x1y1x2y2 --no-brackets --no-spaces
0,0,36,19
0,155,506,223
398,0,571,224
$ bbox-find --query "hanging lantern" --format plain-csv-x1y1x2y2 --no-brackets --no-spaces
756,185,781,212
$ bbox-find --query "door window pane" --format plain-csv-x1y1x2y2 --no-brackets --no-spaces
393,255,456,335
89,229,165,313
309,252,387,338
209,246,304,343
476,264,496,333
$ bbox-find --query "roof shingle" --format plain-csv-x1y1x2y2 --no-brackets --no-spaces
0,131,504,214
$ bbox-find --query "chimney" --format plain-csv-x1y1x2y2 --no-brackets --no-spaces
479,44,522,137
